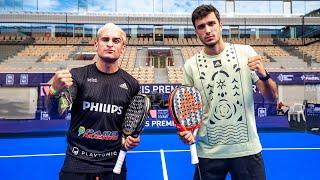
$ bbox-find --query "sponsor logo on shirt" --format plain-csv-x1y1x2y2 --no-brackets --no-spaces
78,126,119,141
213,59,222,68
71,146,118,158
82,101,123,115
119,83,128,90
72,147,79,155
87,78,98,83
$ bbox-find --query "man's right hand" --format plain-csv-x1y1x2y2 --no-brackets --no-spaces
51,69,73,93
178,131,195,145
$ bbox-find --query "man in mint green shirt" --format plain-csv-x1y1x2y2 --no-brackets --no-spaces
179,4,278,180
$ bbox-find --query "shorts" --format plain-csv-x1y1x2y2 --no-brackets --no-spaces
59,171,126,180
193,152,266,180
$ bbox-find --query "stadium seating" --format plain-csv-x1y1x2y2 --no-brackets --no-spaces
167,67,183,84
295,42,320,63
0,36,319,78
120,46,155,84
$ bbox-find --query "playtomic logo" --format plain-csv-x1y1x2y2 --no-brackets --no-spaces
71,146,118,158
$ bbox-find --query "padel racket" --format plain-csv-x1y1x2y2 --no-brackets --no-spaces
168,85,203,164
113,94,151,174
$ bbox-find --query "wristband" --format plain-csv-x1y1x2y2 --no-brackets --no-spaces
49,86,60,96
259,69,270,81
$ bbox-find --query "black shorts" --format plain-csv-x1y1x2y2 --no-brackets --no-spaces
194,152,266,180
59,171,126,180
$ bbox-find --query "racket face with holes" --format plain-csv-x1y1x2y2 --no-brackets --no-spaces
122,94,151,137
169,85,203,132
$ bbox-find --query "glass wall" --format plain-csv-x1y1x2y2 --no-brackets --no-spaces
184,26,195,38
137,25,153,38
234,0,285,15
164,25,179,38
292,0,320,15
22,0,37,11
0,22,318,45
1,0,319,15
0,0,226,14
87,0,115,13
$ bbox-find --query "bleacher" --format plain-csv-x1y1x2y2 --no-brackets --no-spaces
167,67,183,84
1,36,320,80
0,33,31,45
295,42,320,63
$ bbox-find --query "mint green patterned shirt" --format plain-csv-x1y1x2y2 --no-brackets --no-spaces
183,43,261,158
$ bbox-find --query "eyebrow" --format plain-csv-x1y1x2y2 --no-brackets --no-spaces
196,20,216,28
100,37,122,40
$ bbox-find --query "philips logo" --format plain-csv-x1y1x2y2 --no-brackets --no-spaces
87,78,97,83
82,101,123,114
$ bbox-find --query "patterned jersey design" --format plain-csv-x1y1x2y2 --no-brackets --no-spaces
197,45,249,145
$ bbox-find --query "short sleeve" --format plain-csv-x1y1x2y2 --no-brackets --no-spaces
246,45,260,83
183,63,194,86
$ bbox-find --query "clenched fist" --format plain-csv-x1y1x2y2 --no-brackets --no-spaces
51,69,73,93
247,55,267,78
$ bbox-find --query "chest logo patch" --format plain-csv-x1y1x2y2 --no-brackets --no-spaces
119,83,128,90
213,59,222,68
87,78,97,83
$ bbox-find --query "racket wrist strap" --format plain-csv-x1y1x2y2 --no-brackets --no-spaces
49,86,60,96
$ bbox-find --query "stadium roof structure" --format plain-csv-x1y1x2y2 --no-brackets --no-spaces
304,8,320,17
1,12,320,26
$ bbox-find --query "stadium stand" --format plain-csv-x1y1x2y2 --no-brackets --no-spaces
0,7,319,120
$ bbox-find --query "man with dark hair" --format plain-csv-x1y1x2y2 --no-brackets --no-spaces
47,23,140,180
178,4,278,180
191,4,221,27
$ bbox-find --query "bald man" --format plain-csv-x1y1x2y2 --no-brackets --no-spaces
47,23,140,180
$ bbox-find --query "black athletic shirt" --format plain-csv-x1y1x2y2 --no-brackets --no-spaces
56,63,139,173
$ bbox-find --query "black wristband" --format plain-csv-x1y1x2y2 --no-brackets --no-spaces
259,70,270,81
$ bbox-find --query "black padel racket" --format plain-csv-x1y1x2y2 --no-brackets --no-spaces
113,94,151,174
168,85,203,164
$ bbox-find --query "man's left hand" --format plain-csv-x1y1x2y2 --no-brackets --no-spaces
124,135,140,150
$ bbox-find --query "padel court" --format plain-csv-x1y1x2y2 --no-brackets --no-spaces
0,130,319,180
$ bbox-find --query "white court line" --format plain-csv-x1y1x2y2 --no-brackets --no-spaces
0,153,65,158
160,149,168,180
1,148,320,158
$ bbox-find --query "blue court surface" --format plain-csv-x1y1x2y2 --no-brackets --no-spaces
0,130,320,180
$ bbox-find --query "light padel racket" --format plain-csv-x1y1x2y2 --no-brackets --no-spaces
168,85,203,164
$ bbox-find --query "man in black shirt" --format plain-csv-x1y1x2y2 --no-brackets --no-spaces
47,23,140,180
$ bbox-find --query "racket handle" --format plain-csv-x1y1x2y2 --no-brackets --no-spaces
190,143,199,164
113,150,127,174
